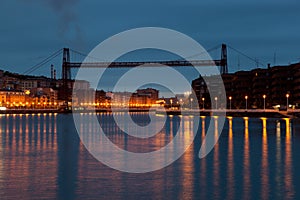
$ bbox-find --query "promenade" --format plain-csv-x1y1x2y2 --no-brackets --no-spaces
156,108,299,118
1,107,299,118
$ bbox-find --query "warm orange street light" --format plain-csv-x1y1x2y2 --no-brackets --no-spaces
229,96,232,110
286,93,290,110
214,97,218,109
179,99,183,109
263,95,266,110
202,97,205,110
245,95,248,110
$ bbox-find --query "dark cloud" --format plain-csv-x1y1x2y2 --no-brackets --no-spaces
45,0,85,49
46,0,79,11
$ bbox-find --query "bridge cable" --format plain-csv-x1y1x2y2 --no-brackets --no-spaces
23,48,63,75
227,45,265,67
175,44,221,62
70,49,107,62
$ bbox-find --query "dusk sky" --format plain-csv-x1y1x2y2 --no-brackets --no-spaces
1,0,300,81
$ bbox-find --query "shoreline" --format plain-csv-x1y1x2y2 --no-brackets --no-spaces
0,108,298,118
158,109,297,118
157,110,294,118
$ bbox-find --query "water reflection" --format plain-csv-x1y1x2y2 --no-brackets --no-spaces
275,120,282,199
179,116,194,200
0,114,298,199
284,118,294,199
0,113,59,199
227,117,234,199
199,116,207,199
261,117,269,200
243,117,250,199
213,116,220,199
57,114,80,200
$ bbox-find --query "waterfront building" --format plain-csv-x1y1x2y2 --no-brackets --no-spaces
0,89,26,108
29,88,58,108
270,65,294,106
292,63,300,104
136,88,159,104
72,88,95,107
192,62,300,109
56,79,91,101
251,68,271,108
110,92,132,107
19,77,53,91
130,93,152,107
95,90,107,106
0,70,4,89
1,75,20,90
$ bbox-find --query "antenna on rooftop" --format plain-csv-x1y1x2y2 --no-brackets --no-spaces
273,51,277,66
237,55,240,71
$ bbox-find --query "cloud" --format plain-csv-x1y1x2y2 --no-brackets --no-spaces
45,0,85,49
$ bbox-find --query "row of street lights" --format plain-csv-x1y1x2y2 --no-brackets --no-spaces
195,94,291,110
194,97,216,110
228,94,290,110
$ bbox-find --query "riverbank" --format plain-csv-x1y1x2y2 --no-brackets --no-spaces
0,108,152,114
0,108,298,118
156,109,297,118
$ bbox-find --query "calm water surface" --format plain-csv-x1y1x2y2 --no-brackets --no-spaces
0,113,299,200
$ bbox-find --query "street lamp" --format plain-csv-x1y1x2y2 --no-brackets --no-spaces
263,94,266,111
215,97,218,110
179,99,183,109
245,95,248,110
190,98,193,110
202,97,205,110
286,94,289,111
229,96,232,110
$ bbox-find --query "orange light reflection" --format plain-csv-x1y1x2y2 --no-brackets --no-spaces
261,117,269,200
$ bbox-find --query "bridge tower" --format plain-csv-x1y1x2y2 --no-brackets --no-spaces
62,48,71,80
220,44,228,74
61,48,71,102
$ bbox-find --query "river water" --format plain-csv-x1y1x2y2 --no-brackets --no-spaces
0,113,299,200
